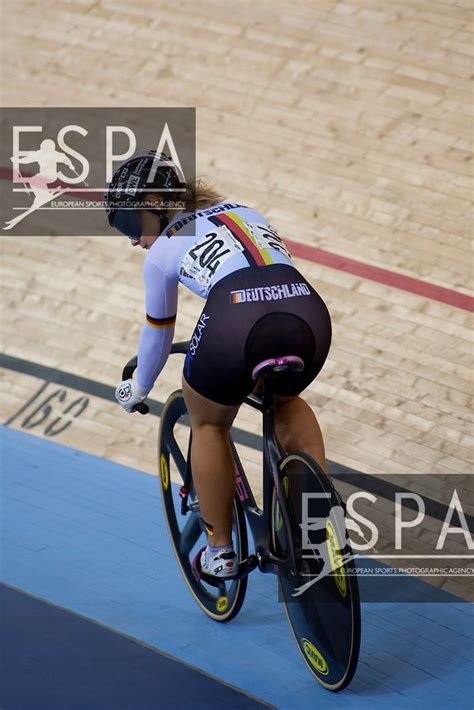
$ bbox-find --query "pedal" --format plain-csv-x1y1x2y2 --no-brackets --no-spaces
235,554,258,578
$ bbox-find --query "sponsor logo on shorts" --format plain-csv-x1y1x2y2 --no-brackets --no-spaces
189,312,209,356
230,283,310,304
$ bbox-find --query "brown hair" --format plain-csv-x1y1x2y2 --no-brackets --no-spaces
181,177,223,211
147,177,223,216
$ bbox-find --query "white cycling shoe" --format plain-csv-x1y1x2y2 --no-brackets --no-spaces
200,545,238,578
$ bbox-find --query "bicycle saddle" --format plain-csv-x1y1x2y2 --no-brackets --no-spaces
252,355,305,380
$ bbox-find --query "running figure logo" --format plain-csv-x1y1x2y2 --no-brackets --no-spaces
3,138,80,231
292,498,370,597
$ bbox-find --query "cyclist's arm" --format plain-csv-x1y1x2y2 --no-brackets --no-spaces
15,154,38,164
135,258,177,391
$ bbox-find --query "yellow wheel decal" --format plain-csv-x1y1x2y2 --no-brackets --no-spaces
160,453,170,491
216,596,228,612
301,638,329,675
326,519,347,598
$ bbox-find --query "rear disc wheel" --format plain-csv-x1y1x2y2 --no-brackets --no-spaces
272,452,361,690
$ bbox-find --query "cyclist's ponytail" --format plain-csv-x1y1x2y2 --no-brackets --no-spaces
182,178,223,211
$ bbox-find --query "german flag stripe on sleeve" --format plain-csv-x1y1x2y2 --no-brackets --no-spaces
146,313,177,329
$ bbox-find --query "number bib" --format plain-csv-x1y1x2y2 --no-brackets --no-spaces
246,222,292,260
180,225,244,290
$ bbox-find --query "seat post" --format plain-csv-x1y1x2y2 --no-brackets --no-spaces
261,377,284,470
251,354,304,470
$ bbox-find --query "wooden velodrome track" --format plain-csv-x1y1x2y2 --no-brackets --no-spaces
1,0,473,601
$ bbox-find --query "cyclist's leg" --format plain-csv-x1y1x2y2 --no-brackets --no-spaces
182,376,239,548
252,378,328,474
274,394,328,475
262,279,331,474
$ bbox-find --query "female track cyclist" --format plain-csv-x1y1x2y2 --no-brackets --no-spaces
107,151,332,579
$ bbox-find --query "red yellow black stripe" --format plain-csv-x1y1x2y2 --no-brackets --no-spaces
146,313,177,329
209,213,269,267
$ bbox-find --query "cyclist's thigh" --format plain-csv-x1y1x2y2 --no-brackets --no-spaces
182,376,240,428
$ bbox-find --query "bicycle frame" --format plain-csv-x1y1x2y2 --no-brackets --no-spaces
228,384,299,577
123,342,299,578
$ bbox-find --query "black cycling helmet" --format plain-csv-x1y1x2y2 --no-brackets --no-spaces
104,150,185,239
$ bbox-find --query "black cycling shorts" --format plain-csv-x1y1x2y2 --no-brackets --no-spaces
183,264,332,406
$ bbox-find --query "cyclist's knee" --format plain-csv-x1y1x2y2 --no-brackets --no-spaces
194,420,232,435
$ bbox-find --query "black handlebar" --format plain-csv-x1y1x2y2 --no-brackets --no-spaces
122,356,138,381
170,340,190,355
121,340,190,415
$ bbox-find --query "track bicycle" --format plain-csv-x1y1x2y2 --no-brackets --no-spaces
123,341,361,691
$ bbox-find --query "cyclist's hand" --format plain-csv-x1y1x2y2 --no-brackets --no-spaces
115,378,149,413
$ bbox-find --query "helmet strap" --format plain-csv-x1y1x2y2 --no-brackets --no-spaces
147,208,169,233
